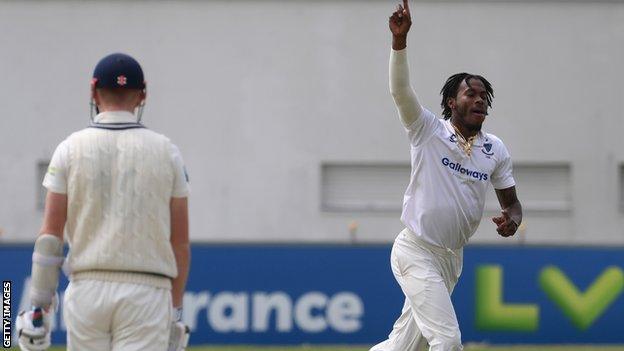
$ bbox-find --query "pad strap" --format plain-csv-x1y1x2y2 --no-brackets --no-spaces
30,288,55,306
32,253,64,267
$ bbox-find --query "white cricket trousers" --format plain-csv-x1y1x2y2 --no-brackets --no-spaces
371,229,464,351
63,279,172,351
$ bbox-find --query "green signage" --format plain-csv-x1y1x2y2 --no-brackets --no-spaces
475,265,624,332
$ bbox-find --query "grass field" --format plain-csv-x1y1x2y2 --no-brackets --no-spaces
181,347,624,351
18,346,624,351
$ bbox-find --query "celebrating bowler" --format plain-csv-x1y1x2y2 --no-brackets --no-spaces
371,1,523,350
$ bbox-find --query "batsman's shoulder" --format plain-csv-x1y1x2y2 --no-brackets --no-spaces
67,126,104,142
150,131,185,158
60,129,88,147
139,128,173,144
67,127,90,139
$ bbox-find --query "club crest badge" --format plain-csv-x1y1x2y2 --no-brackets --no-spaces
482,142,494,156
117,75,127,86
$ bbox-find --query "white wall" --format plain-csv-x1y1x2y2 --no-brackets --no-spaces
0,0,622,244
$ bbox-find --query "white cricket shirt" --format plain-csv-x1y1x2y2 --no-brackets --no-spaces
43,111,190,284
391,49,515,250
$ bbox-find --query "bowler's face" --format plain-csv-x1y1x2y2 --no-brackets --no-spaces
453,78,489,131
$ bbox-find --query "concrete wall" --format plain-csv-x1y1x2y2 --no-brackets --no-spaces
1,0,622,244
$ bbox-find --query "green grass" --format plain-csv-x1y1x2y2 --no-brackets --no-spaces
464,347,624,351
16,346,624,351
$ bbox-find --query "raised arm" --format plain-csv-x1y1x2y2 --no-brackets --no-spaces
389,0,424,127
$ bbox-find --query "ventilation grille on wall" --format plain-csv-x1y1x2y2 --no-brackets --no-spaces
321,163,408,212
485,163,572,214
322,162,572,214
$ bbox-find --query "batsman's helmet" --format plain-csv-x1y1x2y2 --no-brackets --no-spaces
92,53,145,89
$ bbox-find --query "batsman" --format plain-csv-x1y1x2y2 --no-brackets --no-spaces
371,0,523,350
17,53,191,351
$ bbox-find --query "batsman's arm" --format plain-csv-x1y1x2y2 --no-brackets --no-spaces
17,190,66,351
170,197,190,308
40,191,67,240
389,0,424,128
29,191,67,310
40,140,69,241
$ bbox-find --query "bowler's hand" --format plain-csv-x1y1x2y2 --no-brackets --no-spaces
389,0,412,38
492,210,518,237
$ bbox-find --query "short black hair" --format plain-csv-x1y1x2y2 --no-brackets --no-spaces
440,73,494,120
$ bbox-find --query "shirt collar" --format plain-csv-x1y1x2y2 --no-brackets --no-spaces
443,118,487,146
93,111,138,124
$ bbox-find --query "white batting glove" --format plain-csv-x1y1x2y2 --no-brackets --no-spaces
16,307,51,351
167,307,190,351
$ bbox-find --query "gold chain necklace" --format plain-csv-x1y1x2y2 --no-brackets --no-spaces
451,123,477,157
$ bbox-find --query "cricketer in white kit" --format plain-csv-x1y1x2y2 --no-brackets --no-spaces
370,1,523,350
16,53,191,351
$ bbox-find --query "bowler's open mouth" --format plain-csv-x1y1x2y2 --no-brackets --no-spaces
471,108,487,117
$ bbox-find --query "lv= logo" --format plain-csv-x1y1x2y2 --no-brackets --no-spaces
539,266,624,330
474,265,624,331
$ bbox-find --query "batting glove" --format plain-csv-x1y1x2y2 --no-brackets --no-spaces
16,307,51,351
167,307,190,351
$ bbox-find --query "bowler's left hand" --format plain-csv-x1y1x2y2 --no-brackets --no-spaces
492,210,518,237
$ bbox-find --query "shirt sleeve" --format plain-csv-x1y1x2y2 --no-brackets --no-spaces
490,142,516,190
170,143,190,198
405,108,440,147
42,140,70,194
389,49,440,147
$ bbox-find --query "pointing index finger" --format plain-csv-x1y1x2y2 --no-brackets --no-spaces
403,0,410,14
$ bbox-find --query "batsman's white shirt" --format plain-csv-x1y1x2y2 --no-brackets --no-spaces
395,56,515,250
43,111,190,285
43,111,189,351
